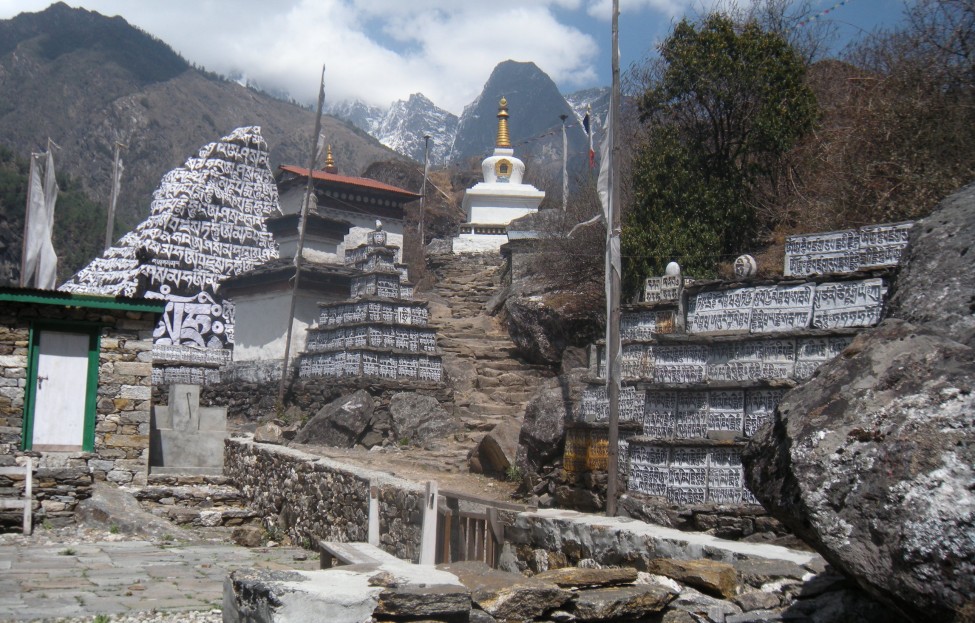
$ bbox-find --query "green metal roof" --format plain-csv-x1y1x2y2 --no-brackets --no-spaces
0,287,166,314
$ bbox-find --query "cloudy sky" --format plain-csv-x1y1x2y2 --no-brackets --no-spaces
0,0,909,114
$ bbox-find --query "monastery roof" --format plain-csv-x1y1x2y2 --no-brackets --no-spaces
279,165,421,200
219,258,358,295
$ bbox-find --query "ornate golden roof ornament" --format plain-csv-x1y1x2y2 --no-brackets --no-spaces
324,144,337,173
496,96,511,148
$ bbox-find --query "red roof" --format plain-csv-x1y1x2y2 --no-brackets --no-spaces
279,165,420,199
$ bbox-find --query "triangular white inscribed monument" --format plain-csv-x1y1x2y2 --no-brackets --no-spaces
62,126,281,355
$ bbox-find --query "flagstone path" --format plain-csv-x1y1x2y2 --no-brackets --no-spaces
0,531,316,622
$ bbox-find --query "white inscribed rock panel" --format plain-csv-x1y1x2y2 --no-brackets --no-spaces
643,391,676,438
744,389,786,437
812,279,886,329
675,392,708,439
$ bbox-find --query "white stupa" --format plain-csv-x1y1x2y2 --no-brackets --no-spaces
453,97,545,254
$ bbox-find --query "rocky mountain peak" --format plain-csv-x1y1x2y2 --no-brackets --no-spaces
448,60,588,175
376,93,458,166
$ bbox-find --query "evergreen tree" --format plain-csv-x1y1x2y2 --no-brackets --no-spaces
624,14,816,291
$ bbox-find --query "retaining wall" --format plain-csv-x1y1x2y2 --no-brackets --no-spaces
224,437,425,561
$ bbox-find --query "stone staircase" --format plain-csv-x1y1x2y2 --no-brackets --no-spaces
134,474,261,528
422,252,555,436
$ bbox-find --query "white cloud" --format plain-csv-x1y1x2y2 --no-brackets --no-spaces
0,0,602,114
0,0,759,114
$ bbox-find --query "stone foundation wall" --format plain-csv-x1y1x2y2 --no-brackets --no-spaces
225,437,425,561
506,509,817,574
0,302,156,525
160,376,451,423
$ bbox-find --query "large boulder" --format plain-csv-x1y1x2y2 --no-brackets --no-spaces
469,417,521,476
388,392,459,444
499,292,602,366
293,390,375,447
516,368,586,478
743,185,975,623
886,181,975,347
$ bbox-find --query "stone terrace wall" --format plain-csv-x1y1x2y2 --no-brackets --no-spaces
0,302,155,525
225,437,425,562
158,376,451,422
508,509,818,573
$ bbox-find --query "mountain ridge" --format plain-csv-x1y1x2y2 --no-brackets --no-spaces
0,3,403,243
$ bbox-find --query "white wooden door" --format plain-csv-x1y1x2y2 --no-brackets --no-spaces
31,330,91,451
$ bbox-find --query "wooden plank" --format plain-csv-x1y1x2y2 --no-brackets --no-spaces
318,540,400,568
439,488,536,512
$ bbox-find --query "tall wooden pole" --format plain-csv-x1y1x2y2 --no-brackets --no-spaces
419,134,430,250
560,114,568,212
605,0,623,517
104,141,125,252
278,64,326,407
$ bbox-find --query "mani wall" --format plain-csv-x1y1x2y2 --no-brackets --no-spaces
299,227,443,383
61,126,280,386
571,221,913,512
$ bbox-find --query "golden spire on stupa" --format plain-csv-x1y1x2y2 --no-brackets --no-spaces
496,96,511,148
324,144,337,173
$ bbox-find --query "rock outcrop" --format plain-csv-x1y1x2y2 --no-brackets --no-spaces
293,390,376,448
743,184,975,623
886,182,975,347
388,392,459,444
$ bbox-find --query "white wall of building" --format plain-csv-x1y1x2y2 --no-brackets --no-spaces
230,289,322,362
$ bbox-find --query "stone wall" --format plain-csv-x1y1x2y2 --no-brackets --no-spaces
507,509,818,573
0,301,156,525
158,375,451,423
225,437,425,561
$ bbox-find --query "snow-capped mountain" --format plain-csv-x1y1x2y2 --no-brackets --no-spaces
565,86,611,127
327,65,610,175
375,94,458,166
326,99,386,136
327,95,457,166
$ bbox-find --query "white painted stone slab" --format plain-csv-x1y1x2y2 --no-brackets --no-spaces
812,279,886,329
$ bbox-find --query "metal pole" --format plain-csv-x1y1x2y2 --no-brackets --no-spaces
560,114,568,212
278,65,326,407
419,134,430,250
605,0,622,517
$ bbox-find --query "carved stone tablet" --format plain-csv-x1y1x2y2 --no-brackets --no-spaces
812,279,886,329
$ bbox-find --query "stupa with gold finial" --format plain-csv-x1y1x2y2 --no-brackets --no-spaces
453,96,545,254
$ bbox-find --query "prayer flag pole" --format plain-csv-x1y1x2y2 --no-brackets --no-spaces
605,0,623,517
278,64,326,407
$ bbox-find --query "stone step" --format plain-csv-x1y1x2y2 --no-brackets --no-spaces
135,484,247,506
146,504,262,527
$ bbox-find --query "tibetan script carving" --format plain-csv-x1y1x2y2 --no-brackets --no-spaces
61,126,280,369
812,279,886,329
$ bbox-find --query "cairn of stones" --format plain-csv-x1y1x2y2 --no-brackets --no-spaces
299,226,443,382
570,221,913,509
61,126,280,385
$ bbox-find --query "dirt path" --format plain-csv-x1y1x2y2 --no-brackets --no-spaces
288,441,523,504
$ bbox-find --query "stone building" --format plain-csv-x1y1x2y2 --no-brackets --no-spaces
276,147,419,264
0,287,164,526
453,97,545,254
221,150,422,383
569,222,913,520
